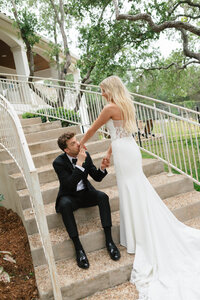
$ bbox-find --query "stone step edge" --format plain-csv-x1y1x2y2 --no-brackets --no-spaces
23,121,62,134
21,117,42,126
24,124,81,139
10,158,161,182
85,281,138,300
23,120,61,129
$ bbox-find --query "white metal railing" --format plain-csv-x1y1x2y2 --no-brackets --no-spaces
0,73,199,185
0,94,62,299
1,73,199,123
133,101,200,185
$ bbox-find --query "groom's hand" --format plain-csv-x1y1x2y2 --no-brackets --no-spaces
101,157,110,170
77,148,86,167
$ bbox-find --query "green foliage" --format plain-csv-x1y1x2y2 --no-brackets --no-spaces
12,8,40,47
76,2,157,85
22,108,80,127
0,194,4,206
127,51,200,104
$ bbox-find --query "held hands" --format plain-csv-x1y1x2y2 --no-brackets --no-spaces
77,147,87,166
101,157,110,170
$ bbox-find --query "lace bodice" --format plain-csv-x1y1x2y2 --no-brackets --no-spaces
106,119,132,141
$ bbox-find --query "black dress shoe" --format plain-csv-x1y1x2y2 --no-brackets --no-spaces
106,242,121,261
76,249,89,269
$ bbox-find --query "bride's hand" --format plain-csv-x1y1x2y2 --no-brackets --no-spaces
79,143,87,150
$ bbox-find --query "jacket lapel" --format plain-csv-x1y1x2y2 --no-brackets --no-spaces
63,153,74,171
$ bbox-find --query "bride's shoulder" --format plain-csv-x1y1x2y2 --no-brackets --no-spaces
104,103,118,111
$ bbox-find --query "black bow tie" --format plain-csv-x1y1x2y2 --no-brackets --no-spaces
72,158,77,165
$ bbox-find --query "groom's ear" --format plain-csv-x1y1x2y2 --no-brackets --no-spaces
64,147,69,154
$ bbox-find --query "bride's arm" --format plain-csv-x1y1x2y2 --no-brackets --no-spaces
106,145,112,160
80,105,112,147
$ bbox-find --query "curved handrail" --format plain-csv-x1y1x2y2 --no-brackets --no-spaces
0,94,62,300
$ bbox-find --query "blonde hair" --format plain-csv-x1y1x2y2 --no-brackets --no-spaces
100,75,137,133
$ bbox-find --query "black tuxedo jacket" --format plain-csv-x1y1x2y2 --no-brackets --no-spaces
52,152,108,212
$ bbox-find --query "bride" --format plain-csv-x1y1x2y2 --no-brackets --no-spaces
79,75,200,300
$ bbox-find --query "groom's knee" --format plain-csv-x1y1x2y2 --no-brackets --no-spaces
98,191,109,200
97,191,110,206
58,196,73,212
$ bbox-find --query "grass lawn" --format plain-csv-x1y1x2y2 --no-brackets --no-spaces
141,146,200,192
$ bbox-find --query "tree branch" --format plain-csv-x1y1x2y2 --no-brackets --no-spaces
97,0,110,25
173,14,200,20
49,0,60,26
180,28,200,61
130,60,200,72
178,60,200,69
170,0,200,15
112,0,200,36
49,0,71,77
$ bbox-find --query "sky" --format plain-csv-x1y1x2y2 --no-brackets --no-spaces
157,33,180,58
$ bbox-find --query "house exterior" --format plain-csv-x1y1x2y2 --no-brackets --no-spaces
0,12,79,81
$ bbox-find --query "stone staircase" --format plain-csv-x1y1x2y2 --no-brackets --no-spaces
1,117,200,300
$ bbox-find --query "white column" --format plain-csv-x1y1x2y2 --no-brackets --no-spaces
11,45,30,79
10,45,32,107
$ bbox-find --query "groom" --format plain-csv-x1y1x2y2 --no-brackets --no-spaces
53,132,120,269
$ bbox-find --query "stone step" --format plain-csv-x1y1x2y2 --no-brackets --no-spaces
35,246,133,300
26,190,200,266
0,125,82,162
27,132,102,155
28,133,101,155
3,134,101,174
25,125,82,143
20,117,42,126
86,282,138,300
34,214,200,299
15,158,164,198
23,120,62,134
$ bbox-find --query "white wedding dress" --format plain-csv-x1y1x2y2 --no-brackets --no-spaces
106,118,200,300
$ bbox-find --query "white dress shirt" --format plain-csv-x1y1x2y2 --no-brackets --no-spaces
66,154,85,191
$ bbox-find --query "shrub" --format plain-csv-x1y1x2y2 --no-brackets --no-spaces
22,108,80,127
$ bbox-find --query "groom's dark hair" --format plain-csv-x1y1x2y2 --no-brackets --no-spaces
57,132,75,151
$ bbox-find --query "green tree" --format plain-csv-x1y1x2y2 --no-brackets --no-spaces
112,0,200,69
127,51,200,104
11,0,41,80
